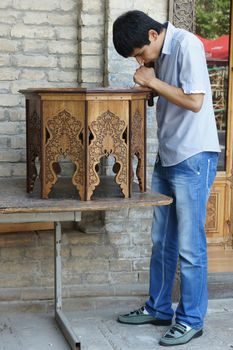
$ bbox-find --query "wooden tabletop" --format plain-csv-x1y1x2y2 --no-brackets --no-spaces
0,177,172,214
19,86,151,94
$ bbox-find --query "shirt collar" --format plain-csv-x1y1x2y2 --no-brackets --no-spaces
161,21,176,55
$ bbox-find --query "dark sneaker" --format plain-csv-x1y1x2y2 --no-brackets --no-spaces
117,306,172,325
159,323,203,346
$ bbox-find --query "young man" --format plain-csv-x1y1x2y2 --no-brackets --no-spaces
113,10,220,347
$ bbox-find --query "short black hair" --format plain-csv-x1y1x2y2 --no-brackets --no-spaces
113,10,164,58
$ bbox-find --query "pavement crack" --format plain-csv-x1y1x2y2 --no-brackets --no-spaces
97,321,122,350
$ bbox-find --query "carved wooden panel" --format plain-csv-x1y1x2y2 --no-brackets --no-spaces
206,182,231,246
87,100,129,200
169,0,196,32
42,100,85,199
206,193,218,232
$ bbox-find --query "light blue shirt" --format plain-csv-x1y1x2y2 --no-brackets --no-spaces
155,22,220,166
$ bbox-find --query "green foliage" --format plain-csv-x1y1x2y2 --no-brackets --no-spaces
195,0,231,38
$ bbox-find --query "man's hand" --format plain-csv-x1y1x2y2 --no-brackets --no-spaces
134,66,204,113
133,66,156,87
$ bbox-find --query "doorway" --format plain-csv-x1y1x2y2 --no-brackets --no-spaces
195,0,232,247
169,0,233,249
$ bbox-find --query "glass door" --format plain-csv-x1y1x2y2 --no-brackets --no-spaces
195,0,231,172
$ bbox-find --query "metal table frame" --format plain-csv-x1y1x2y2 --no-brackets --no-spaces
0,211,82,349
54,221,81,349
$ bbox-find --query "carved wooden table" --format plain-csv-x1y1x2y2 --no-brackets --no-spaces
20,87,151,200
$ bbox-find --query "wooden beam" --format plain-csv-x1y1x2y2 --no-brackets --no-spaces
0,222,54,233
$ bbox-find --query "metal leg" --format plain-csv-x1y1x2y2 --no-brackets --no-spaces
54,221,81,350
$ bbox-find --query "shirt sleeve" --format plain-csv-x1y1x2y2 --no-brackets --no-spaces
178,35,209,94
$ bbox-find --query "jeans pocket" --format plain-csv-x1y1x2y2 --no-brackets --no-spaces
185,153,202,176
206,153,219,195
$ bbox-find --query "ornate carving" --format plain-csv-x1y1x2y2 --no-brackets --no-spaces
24,89,149,201
206,193,218,231
27,109,41,193
131,109,145,192
44,109,84,199
169,0,196,32
229,170,233,189
87,110,128,199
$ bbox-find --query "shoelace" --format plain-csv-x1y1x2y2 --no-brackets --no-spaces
129,306,145,315
165,323,187,338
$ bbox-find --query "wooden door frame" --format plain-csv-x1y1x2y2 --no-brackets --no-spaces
227,0,233,247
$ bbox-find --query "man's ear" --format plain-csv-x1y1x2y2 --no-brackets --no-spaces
148,29,158,42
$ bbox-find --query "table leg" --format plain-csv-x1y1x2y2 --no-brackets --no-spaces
54,221,81,350
130,103,146,193
26,99,41,193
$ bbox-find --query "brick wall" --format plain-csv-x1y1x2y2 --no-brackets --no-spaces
0,0,80,177
0,211,153,301
78,0,106,87
0,0,168,301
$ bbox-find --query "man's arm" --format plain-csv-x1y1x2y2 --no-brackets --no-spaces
134,66,204,113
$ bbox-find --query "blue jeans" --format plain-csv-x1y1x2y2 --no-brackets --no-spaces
145,152,219,329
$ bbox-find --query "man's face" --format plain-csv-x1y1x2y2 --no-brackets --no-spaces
131,30,161,66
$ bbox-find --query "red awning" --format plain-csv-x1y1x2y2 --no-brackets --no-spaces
196,34,229,61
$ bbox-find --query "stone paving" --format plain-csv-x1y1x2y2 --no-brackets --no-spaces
0,298,233,350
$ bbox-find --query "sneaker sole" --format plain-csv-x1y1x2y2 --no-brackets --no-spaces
117,318,172,326
159,329,203,346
